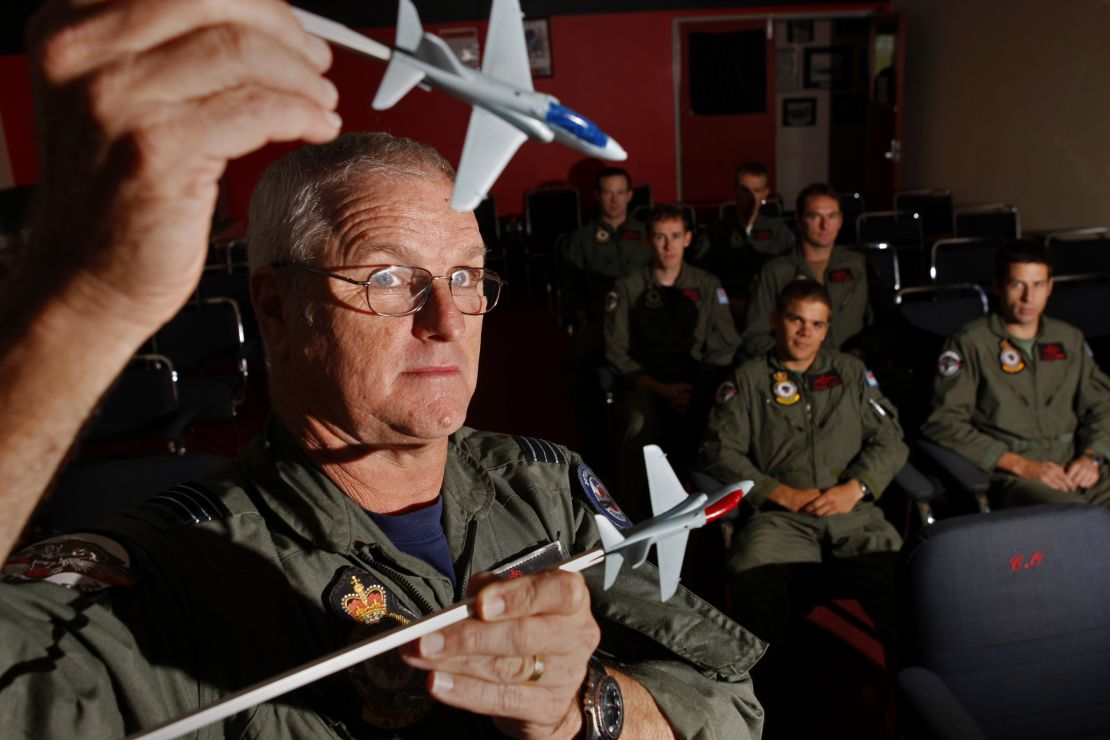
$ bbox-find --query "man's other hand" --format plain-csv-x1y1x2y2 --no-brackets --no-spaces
802,481,864,516
401,570,599,739
26,0,341,329
769,484,821,512
1066,456,1100,490
1018,459,1075,491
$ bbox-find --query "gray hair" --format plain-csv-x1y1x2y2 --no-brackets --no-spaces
246,132,456,275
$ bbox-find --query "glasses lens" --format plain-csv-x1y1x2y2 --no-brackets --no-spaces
365,266,430,316
449,268,502,315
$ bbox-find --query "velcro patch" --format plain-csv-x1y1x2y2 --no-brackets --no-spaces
1038,342,1067,361
604,290,620,313
577,464,631,530
716,287,729,305
865,369,880,388
492,541,567,580
809,371,842,392
753,229,773,240
828,268,854,283
715,380,738,406
681,288,701,303
620,229,640,241
3,533,138,593
515,436,567,465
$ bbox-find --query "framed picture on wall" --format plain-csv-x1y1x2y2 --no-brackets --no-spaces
803,46,851,89
523,18,553,77
787,20,814,44
440,27,481,69
783,97,817,127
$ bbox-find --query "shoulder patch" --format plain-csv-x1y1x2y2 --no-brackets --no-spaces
715,380,738,406
514,436,567,465
604,290,620,313
864,369,880,388
1086,341,1095,358
937,349,963,377
144,482,230,528
716,287,729,305
3,533,138,592
576,464,632,530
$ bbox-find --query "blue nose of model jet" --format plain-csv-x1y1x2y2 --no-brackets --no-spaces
544,102,609,147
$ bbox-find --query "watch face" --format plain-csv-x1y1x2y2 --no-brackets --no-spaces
597,675,624,739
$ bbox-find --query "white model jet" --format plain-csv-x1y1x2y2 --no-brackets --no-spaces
293,0,628,211
595,445,752,601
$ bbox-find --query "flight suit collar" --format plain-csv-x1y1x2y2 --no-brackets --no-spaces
639,264,697,289
767,346,835,377
593,216,643,238
787,244,852,280
986,310,1057,343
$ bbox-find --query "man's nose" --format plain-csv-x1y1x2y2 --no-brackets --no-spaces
413,280,465,340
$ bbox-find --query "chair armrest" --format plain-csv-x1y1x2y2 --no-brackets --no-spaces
893,461,936,503
898,666,988,740
914,439,992,512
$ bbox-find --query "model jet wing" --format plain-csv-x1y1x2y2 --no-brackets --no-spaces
452,107,528,211
645,445,687,515
483,0,534,90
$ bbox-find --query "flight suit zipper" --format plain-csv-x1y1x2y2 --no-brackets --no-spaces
358,544,438,615
454,518,479,602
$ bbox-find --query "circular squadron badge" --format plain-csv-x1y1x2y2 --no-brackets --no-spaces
772,371,800,406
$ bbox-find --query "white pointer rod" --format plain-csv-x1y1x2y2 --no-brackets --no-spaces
291,7,393,62
128,549,606,740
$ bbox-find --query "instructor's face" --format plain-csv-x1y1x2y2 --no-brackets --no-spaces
289,175,485,444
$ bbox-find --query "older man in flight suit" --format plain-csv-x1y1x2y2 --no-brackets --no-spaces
0,4,764,737
605,204,741,519
741,183,874,360
923,240,1110,509
699,279,905,733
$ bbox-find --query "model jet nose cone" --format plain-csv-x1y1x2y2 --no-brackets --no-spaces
602,138,627,161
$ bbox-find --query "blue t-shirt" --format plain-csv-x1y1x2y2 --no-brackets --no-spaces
367,496,456,589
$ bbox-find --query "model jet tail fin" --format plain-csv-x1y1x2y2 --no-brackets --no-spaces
372,0,426,110
482,0,534,90
594,514,625,590
644,445,689,517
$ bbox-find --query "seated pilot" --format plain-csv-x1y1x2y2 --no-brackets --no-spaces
604,204,740,519
741,183,875,361
698,279,905,731
922,240,1110,510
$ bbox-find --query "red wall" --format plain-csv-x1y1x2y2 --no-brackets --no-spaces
1,4,882,221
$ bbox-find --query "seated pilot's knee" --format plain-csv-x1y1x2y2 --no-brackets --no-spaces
727,511,823,573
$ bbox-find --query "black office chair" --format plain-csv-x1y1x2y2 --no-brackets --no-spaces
895,189,954,241
1045,227,1110,277
929,237,1003,285
895,284,989,340
954,203,1020,240
1046,274,1110,340
858,210,925,285
523,185,580,292
87,353,194,453
837,192,866,246
899,504,1110,740
852,242,902,294
630,183,653,214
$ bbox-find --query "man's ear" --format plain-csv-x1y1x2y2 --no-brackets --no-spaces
251,266,292,361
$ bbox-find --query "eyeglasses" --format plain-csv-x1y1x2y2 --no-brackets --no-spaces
277,263,506,317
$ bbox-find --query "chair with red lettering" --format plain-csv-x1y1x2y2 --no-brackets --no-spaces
899,504,1110,740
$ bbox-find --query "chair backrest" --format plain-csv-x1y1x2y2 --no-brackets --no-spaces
954,203,1020,240
837,192,865,245
902,505,1110,739
630,183,652,213
857,210,924,254
1045,227,1110,277
524,186,581,238
759,198,782,218
852,242,901,293
930,237,1003,285
674,202,698,230
1046,274,1110,338
154,297,245,370
88,354,180,441
895,189,954,240
895,284,988,338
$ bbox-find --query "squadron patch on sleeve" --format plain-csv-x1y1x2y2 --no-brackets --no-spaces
2,533,138,593
865,369,880,388
999,339,1025,374
715,380,738,406
716,287,729,305
604,290,620,313
937,350,963,377
577,464,632,530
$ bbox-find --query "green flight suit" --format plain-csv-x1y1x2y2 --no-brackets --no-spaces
693,213,793,327
697,348,906,679
604,265,741,515
741,247,873,359
561,218,651,324
922,313,1110,509
0,421,765,739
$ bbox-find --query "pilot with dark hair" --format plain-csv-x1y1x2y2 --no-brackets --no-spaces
699,279,906,734
605,204,740,518
741,183,875,360
923,240,1110,509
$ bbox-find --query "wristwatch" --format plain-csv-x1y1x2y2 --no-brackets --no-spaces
580,656,623,739
1085,452,1106,469
857,480,874,501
